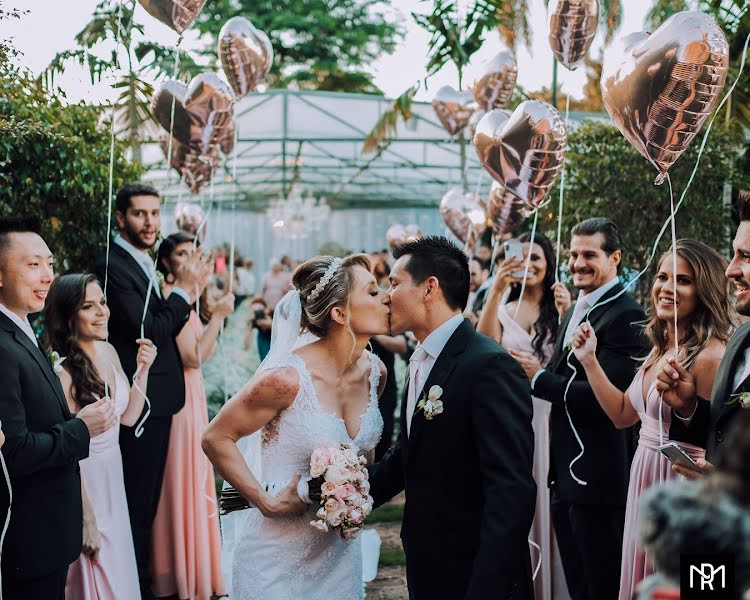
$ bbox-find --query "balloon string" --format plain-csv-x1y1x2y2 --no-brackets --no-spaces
164,37,183,189
512,209,539,322
103,0,124,299
528,537,542,582
0,450,12,599
132,364,151,439
554,94,570,283
667,173,678,358
557,33,749,486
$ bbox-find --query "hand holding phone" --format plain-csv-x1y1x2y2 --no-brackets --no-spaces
503,240,526,278
658,442,703,474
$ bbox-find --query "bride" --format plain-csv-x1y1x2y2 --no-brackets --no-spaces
202,254,389,599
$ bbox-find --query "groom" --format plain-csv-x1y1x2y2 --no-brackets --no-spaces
369,236,536,600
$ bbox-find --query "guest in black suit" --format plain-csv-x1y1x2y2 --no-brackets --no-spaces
369,236,536,600
510,218,649,600
658,190,750,473
0,216,114,599
92,184,209,599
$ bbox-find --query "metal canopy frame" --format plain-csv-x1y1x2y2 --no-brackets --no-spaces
140,89,607,209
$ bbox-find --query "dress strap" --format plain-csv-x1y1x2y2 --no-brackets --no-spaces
367,351,380,403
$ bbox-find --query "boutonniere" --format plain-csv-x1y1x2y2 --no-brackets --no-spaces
47,349,66,375
726,391,750,409
416,385,444,420
155,270,165,288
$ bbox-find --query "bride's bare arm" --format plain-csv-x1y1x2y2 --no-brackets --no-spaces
202,368,307,518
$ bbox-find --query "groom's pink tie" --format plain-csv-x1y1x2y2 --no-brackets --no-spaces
406,345,428,436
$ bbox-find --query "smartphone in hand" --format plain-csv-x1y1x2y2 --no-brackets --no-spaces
658,442,703,473
503,239,526,278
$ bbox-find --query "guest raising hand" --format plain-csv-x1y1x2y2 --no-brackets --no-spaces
43,273,157,600
150,232,233,600
569,240,731,600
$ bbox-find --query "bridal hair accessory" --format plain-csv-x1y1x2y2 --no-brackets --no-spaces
306,257,343,303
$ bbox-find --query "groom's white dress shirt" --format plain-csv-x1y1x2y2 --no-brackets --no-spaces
0,302,37,347
406,313,464,435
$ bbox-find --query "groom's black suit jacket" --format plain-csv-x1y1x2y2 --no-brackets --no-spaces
671,320,750,461
93,243,191,417
532,283,649,506
0,311,90,581
369,319,536,600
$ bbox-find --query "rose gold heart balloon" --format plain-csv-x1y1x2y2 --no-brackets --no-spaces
471,51,518,111
404,224,422,240
386,224,408,250
137,0,207,34
473,108,511,170
487,181,528,237
219,16,274,98
432,86,476,136
601,11,729,184
160,135,217,194
219,118,236,155
548,0,599,71
474,101,567,209
440,187,487,244
153,73,236,156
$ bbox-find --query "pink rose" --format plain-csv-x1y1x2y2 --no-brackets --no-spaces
324,466,348,485
350,509,363,524
324,498,340,513
337,483,356,499
321,481,337,496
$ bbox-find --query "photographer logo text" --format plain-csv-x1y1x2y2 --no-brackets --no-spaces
681,554,734,599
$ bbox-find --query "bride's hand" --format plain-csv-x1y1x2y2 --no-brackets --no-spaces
259,475,308,518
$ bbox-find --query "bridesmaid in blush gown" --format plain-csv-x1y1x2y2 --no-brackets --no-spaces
477,232,571,600
43,273,157,600
150,233,235,600
569,240,733,600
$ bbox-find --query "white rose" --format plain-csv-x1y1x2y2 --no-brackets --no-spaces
331,452,347,466
428,385,443,401
324,466,348,484
310,519,329,532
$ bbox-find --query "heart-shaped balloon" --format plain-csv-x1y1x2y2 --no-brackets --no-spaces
487,182,528,237
137,0,207,34
601,11,729,184
219,17,274,98
175,202,206,234
474,101,567,209
153,73,236,156
473,108,511,170
432,86,476,136
548,0,599,71
219,118,236,155
440,187,488,244
471,51,518,111
160,135,217,194
386,224,407,250
404,224,422,240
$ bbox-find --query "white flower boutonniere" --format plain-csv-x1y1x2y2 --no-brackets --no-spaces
47,349,66,376
155,270,165,288
417,385,444,420
727,391,750,409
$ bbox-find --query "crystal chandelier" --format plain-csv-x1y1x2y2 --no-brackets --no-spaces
266,186,331,239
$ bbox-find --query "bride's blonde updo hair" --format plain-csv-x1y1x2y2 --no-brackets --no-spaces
293,253,372,338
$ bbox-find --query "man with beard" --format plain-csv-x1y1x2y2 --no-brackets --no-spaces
657,190,750,477
510,218,648,600
93,184,209,599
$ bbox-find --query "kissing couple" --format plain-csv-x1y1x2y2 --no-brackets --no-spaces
203,236,536,599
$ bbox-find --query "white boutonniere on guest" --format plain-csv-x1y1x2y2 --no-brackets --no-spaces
417,385,444,420
155,270,165,288
47,349,66,375
727,391,750,409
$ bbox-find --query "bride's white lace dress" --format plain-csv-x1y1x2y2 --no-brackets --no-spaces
231,350,383,600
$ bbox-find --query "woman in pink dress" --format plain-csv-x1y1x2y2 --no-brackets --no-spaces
570,240,733,600
44,273,157,600
150,232,235,600
477,232,571,600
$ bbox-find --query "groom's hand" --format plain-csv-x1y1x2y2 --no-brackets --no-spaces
258,475,308,518
508,350,541,381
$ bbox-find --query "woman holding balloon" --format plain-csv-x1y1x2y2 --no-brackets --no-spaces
477,232,571,600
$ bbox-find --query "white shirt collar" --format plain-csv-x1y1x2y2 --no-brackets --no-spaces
114,234,152,267
0,302,38,347
578,275,620,307
420,313,464,359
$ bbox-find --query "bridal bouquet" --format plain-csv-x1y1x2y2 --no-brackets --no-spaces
307,442,374,540
220,442,374,540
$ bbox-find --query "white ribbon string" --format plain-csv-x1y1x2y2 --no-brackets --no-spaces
554,94,570,283
134,254,160,437
163,37,183,190
0,451,12,598
559,33,750,485
513,209,539,322
527,537,542,582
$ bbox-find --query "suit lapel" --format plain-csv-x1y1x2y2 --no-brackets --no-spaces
711,321,750,425
112,244,160,303
406,320,472,460
552,309,574,370
0,313,69,415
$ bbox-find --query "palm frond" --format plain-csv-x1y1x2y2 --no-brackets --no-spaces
135,41,201,80
362,84,418,154
643,0,688,29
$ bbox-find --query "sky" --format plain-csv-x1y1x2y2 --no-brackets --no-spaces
0,0,654,105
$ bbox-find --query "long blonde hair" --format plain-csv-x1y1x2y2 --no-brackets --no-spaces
642,239,734,371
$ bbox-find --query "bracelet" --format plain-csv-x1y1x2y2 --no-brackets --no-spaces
673,400,698,422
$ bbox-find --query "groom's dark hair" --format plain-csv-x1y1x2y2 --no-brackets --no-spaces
392,236,469,311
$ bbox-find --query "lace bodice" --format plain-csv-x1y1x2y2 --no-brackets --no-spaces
260,351,383,483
